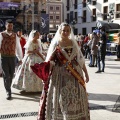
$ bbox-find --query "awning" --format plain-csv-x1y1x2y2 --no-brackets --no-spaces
96,20,120,31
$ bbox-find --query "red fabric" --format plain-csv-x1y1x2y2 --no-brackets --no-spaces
37,91,47,120
84,36,89,43
31,61,50,82
20,37,26,56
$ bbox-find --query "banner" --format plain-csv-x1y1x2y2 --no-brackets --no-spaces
78,4,83,17
0,2,20,8
41,13,49,33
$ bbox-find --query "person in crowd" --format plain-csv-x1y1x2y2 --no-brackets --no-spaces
0,19,23,100
116,32,120,60
87,34,93,66
40,35,45,43
95,27,107,73
47,34,52,44
77,33,81,45
84,33,90,59
79,35,85,55
32,23,90,120
43,33,47,43
89,32,99,67
17,30,26,56
23,33,28,42
84,34,90,58
12,30,45,92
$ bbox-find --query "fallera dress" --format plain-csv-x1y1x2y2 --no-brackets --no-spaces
37,42,90,120
12,40,43,92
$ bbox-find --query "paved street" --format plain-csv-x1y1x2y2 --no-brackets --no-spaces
0,55,120,120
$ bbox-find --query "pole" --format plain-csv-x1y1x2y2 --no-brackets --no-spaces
39,0,42,32
31,0,34,30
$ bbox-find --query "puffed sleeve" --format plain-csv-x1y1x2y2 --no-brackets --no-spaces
0,33,3,50
15,35,23,61
77,48,85,68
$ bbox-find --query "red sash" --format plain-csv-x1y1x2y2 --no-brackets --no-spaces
55,47,86,90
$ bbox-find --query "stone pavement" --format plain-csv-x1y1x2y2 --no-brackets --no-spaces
0,55,120,120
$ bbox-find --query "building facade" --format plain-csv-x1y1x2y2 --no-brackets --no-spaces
46,0,63,33
0,0,63,33
63,0,120,35
1,0,120,34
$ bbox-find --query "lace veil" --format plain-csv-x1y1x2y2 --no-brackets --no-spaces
24,30,42,54
45,22,84,67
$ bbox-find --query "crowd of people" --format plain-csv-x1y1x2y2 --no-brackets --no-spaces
0,19,120,120
75,28,111,73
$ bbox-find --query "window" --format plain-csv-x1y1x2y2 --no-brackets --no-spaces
87,0,91,3
50,16,53,20
103,0,108,2
74,0,78,9
56,16,59,19
92,8,96,21
103,6,108,20
116,4,120,18
74,28,78,35
75,12,78,22
56,7,60,11
92,1,96,5
82,10,86,22
82,28,86,35
50,24,54,28
66,0,70,11
50,6,53,10
66,13,70,23
83,2,86,7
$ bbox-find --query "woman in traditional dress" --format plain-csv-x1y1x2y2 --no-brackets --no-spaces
12,30,44,92
32,23,90,120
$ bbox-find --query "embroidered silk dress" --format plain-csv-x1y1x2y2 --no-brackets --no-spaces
38,42,90,120
12,40,43,92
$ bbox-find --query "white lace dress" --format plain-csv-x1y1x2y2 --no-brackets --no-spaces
12,41,43,92
43,43,90,120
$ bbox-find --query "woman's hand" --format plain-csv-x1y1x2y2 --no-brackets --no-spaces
85,73,89,83
82,63,89,83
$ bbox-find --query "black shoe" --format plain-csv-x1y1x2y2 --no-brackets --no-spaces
6,94,12,100
89,65,94,67
95,70,101,73
101,70,104,72
95,65,97,67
